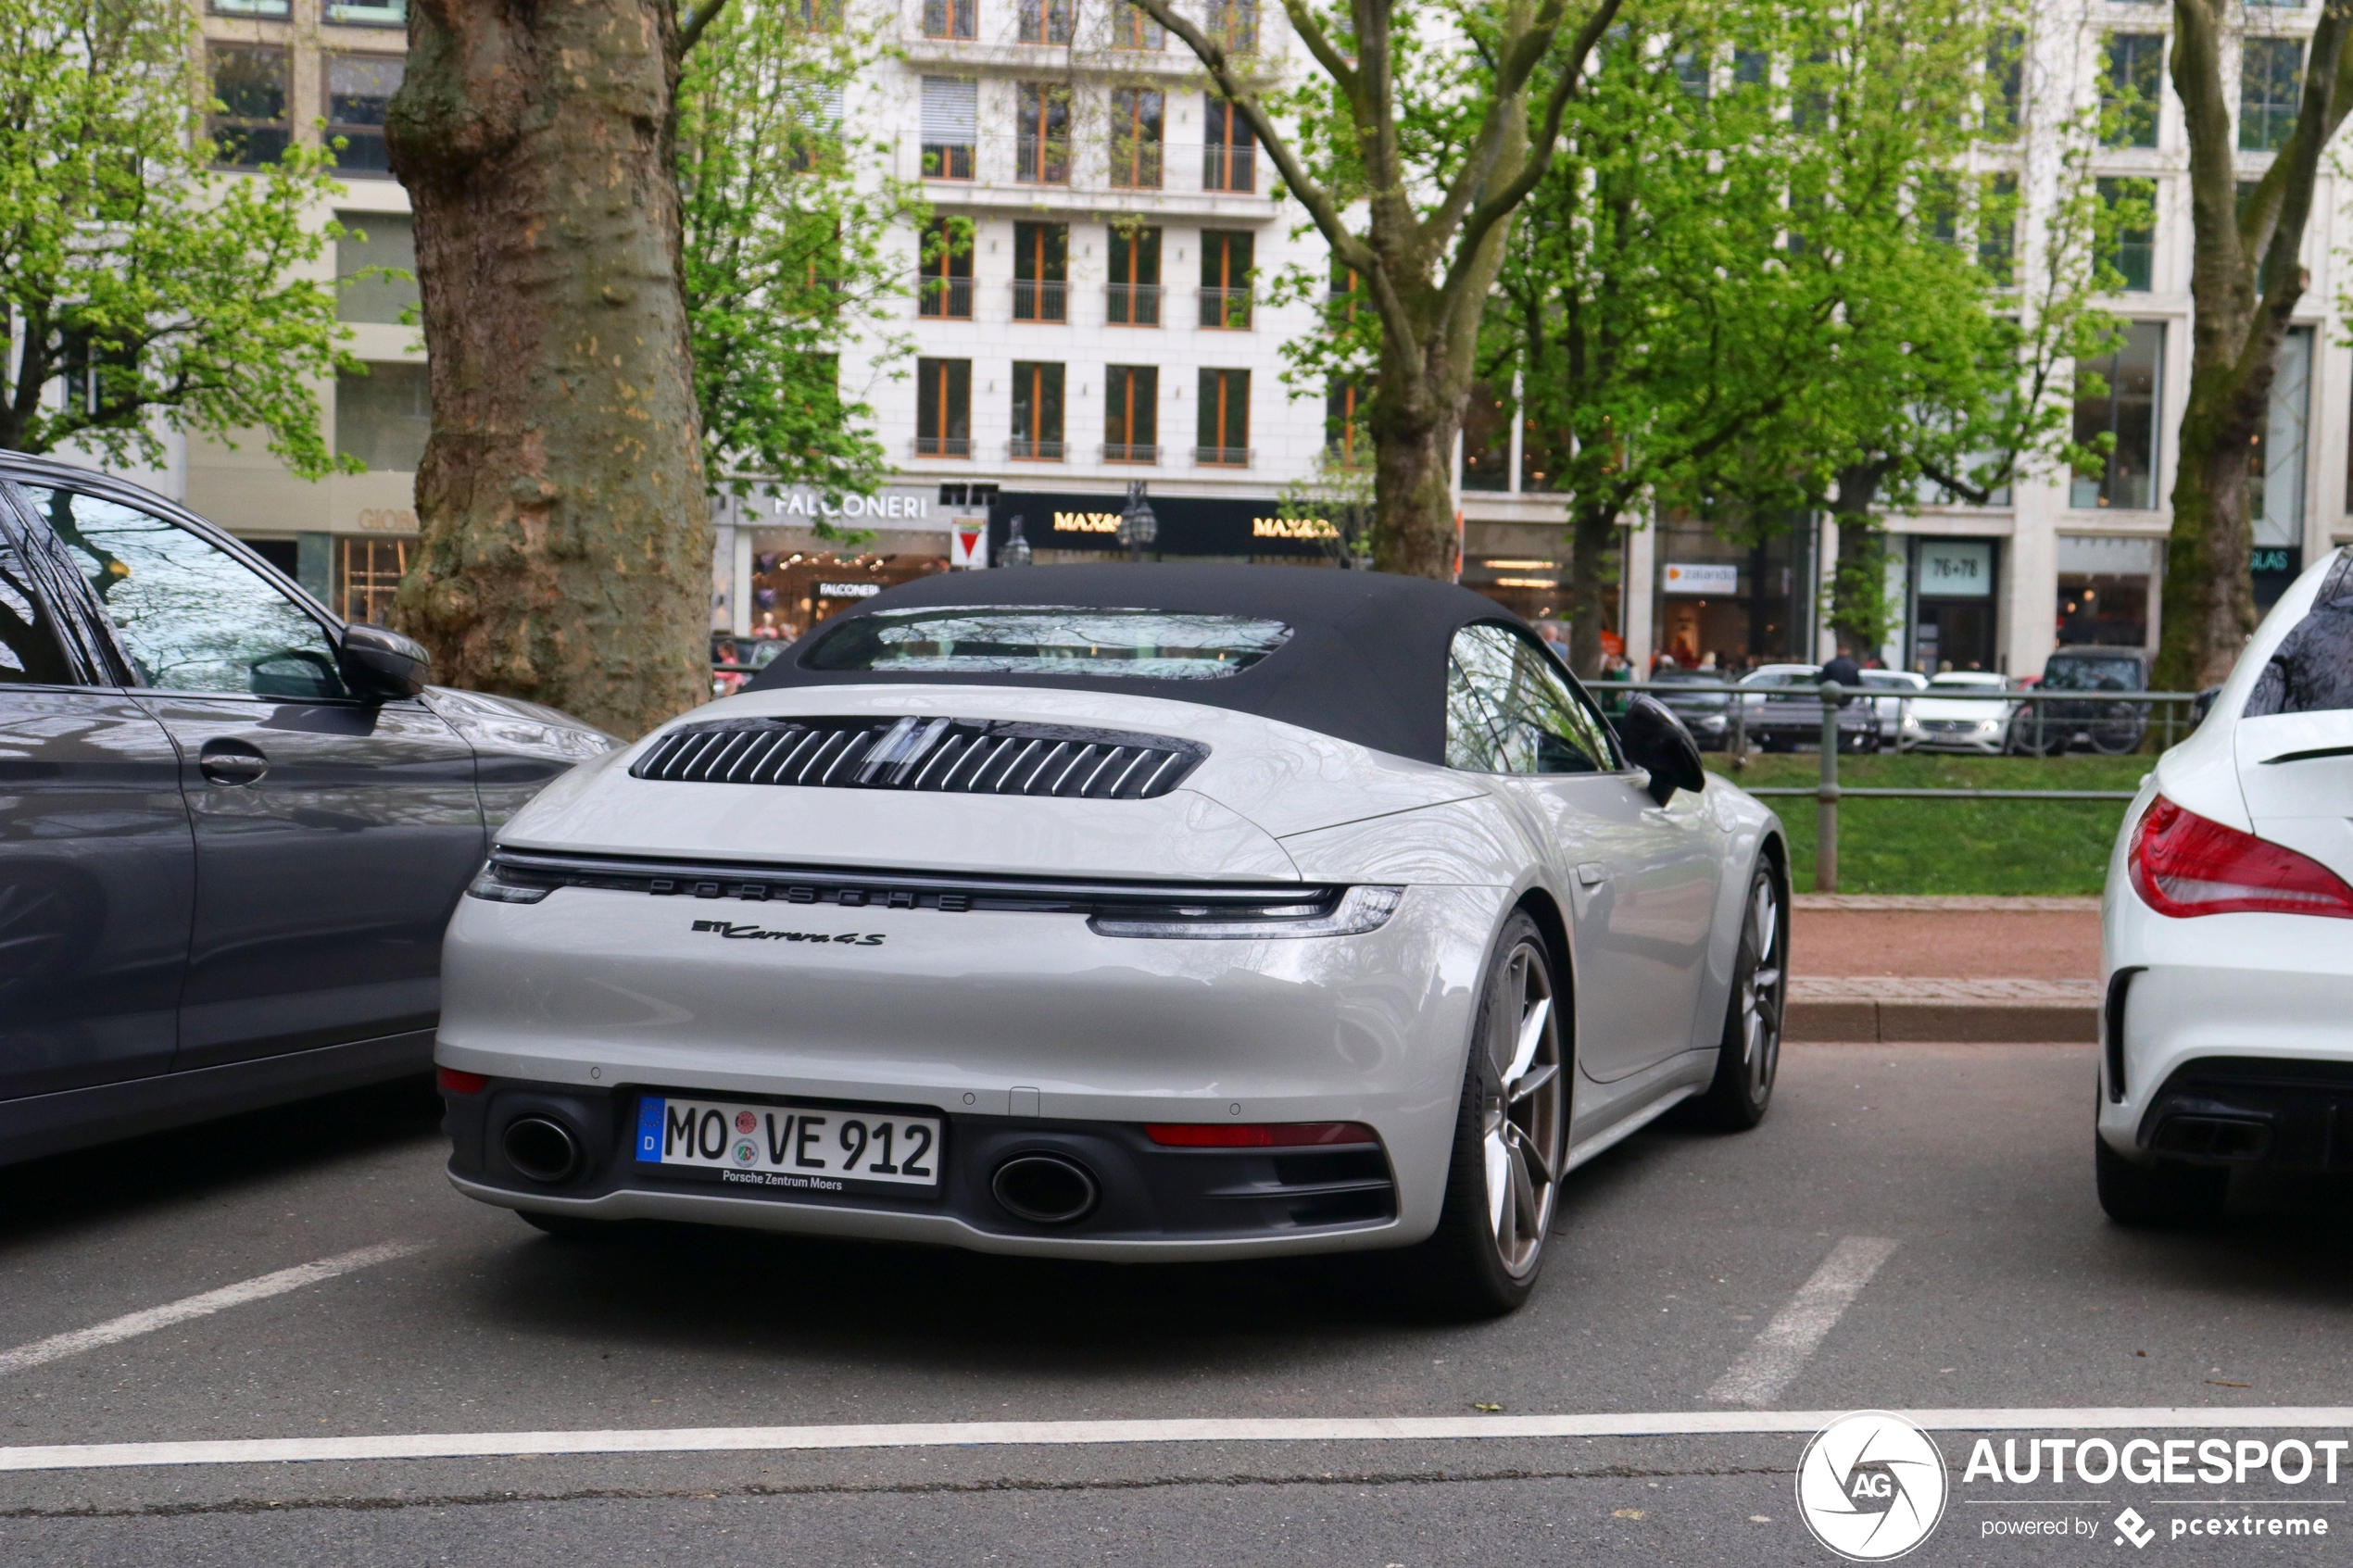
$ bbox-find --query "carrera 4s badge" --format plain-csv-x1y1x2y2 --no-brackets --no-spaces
692,920,886,946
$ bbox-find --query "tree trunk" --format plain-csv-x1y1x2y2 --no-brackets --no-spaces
1368,374,1461,580
1564,500,1619,678
1826,462,1892,657
386,0,710,739
2158,361,2267,689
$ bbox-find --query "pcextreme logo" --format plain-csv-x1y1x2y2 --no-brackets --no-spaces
1796,1411,1950,1561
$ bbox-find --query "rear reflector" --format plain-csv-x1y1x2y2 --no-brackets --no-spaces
437,1068,488,1095
2129,795,2353,920
1143,1121,1378,1148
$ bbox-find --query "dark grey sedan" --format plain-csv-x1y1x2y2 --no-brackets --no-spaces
0,453,614,1166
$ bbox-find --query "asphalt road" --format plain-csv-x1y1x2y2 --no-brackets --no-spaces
4,1043,2350,1566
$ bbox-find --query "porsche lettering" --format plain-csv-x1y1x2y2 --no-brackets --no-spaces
691,920,885,945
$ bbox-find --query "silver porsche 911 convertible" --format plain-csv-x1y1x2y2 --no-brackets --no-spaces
435,567,1790,1312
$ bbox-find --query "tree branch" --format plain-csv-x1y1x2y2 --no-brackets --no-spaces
677,0,734,57
1278,0,1359,103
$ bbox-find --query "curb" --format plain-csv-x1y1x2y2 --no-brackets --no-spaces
1786,997,2097,1044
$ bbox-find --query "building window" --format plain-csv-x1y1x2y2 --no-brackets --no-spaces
1112,0,1163,49
1199,230,1252,330
1733,49,1768,86
1673,50,1710,100
2252,323,2313,546
1018,0,1070,44
1105,366,1157,462
1110,87,1164,190
1013,221,1068,323
57,319,135,420
1983,29,2023,137
922,0,975,40
1196,368,1249,467
1202,96,1255,193
916,217,974,320
1010,362,1064,460
325,0,407,27
1979,174,2018,283
2241,37,2304,151
1015,82,1072,184
920,77,976,180
916,358,972,457
209,45,291,169
325,56,404,176
1107,224,1161,325
1206,0,1257,52
1462,382,1511,492
2056,535,2158,648
1326,380,1367,466
210,0,289,14
2102,33,2162,149
335,361,431,472
336,212,418,325
2096,177,2156,292
335,536,410,625
2071,321,2164,509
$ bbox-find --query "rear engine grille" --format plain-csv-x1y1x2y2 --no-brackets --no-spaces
630,717,1205,799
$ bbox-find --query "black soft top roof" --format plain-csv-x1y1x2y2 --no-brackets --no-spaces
742,563,1541,763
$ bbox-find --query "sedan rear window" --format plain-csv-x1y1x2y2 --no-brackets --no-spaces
2041,658,2143,692
802,608,1292,680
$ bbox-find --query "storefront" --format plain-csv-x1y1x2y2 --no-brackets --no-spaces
2056,534,2158,649
1906,536,2001,674
1648,519,1813,671
717,484,955,639
984,490,1340,564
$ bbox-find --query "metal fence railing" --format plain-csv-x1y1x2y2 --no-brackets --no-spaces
1610,680,2199,892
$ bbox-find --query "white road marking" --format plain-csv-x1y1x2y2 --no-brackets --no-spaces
0,1242,424,1378
1705,1235,1900,1408
5,1409,2353,1473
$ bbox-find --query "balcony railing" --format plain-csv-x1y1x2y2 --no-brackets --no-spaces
922,142,975,181
1193,445,1252,468
1011,280,1068,322
1014,134,1072,184
1198,286,1253,330
1107,141,1164,190
1207,2,1259,51
1106,282,1162,326
1009,437,1066,461
1101,442,1159,464
914,434,972,458
1202,142,1256,193
921,0,975,38
916,274,974,320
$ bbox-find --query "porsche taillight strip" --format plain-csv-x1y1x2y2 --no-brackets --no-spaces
482,847,1335,920
630,718,1206,799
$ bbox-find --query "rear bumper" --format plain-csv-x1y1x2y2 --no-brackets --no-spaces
445,1076,1407,1260
2099,887,2353,1164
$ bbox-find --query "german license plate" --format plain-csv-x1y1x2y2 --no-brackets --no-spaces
635,1096,941,1191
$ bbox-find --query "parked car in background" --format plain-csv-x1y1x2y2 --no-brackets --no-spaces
2098,546,2353,1224
2011,648,2149,756
1906,671,2018,754
1738,664,1883,751
1648,667,1734,750
0,453,616,1168
1859,670,1927,750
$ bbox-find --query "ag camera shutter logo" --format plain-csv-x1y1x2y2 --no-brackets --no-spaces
1796,1411,1949,1561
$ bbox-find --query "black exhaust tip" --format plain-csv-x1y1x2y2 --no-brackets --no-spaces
991,1154,1099,1224
503,1116,583,1184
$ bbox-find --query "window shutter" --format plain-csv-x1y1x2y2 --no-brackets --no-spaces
921,77,977,145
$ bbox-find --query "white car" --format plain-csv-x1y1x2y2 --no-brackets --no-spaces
2097,547,2353,1224
434,568,1791,1313
1905,670,2017,753
1860,669,1928,750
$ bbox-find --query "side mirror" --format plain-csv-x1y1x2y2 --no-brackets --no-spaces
1617,694,1706,806
339,622,431,700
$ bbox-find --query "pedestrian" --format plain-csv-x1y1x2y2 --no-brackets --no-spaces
1819,643,1864,751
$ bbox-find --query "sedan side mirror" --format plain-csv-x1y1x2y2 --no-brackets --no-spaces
339,622,431,700
1617,694,1706,806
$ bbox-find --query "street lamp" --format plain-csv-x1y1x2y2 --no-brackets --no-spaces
1001,514,1033,568
1116,481,1157,562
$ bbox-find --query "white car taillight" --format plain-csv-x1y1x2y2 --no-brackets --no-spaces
2128,796,2353,919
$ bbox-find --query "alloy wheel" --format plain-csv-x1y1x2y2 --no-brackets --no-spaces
1482,940,1565,1277
1739,875,1785,1101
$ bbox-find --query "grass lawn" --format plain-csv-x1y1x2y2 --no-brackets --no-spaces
1702,751,2154,895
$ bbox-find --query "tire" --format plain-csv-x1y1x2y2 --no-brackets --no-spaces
2087,703,2145,756
518,1209,619,1241
2095,1137,2228,1228
1402,912,1568,1318
1683,859,1787,1131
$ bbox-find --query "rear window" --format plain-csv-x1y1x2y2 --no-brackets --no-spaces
2247,551,2353,716
801,607,1292,680
2042,658,2143,692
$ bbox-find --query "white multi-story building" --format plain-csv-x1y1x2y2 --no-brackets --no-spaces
83,1,2353,680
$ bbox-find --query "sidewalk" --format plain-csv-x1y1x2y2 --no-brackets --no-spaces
1785,894,2101,1043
